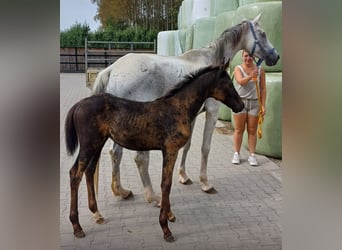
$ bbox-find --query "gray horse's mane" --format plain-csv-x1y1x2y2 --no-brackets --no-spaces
220,22,245,46
209,21,246,64
156,65,221,101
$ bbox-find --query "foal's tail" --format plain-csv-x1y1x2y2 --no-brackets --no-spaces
92,65,112,94
65,103,79,156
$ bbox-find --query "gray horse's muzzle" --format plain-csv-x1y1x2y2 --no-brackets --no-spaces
264,50,280,66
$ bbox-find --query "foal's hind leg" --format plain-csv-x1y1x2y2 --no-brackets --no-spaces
159,150,178,242
85,150,105,224
110,142,133,199
199,98,219,193
178,120,196,185
135,151,160,205
69,157,86,238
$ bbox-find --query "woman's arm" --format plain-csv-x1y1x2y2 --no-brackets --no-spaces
234,66,255,85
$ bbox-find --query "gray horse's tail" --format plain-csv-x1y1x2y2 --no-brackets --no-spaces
92,66,112,94
65,103,79,156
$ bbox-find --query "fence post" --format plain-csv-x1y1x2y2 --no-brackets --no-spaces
84,38,88,73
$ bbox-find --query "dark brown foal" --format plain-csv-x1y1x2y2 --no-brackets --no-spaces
65,63,244,241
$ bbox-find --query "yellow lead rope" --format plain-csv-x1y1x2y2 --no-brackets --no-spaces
253,68,264,139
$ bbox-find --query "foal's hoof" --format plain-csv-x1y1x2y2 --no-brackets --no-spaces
74,230,86,238
93,212,105,224
164,234,176,242
168,212,176,222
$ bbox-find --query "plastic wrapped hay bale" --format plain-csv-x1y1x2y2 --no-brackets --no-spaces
213,10,236,38
230,1,282,72
218,102,232,121
181,0,194,29
185,25,194,51
192,17,216,49
178,4,183,29
192,0,211,22
211,0,239,17
239,0,280,6
157,31,170,56
178,29,187,53
157,31,182,56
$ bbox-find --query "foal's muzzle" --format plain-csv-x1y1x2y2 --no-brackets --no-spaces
232,102,244,113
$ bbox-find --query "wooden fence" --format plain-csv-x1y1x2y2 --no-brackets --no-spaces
60,40,156,73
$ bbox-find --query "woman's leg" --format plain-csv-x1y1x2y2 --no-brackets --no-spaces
246,114,258,153
233,113,247,153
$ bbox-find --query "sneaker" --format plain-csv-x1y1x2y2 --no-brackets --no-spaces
232,152,240,164
248,153,258,166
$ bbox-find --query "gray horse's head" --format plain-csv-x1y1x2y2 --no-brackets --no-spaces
244,14,280,66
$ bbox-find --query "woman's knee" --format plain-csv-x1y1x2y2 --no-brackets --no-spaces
247,127,257,135
234,126,245,136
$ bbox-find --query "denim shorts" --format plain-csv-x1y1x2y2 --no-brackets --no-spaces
233,98,259,116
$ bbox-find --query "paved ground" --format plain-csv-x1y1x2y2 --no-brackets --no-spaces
60,73,282,250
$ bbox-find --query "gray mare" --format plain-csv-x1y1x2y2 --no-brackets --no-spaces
92,14,279,204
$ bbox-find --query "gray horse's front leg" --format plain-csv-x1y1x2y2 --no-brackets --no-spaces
110,143,133,199
199,98,219,193
135,151,161,205
178,119,196,185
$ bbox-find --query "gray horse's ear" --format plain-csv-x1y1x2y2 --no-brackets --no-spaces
253,13,263,24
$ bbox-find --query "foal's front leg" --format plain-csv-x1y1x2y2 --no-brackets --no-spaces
178,119,196,185
199,98,219,193
159,150,178,242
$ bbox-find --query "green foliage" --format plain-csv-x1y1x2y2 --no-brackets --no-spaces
60,21,159,48
60,22,90,47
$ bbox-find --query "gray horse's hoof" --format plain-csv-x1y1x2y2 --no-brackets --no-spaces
122,190,134,199
95,217,105,224
202,186,217,194
180,178,193,185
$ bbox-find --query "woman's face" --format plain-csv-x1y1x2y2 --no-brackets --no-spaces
242,51,254,64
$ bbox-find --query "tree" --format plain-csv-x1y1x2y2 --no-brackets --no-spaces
89,0,182,31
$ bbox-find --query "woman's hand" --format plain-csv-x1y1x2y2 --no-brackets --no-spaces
250,68,258,81
260,105,266,116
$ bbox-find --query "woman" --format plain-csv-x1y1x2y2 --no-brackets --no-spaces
232,50,266,166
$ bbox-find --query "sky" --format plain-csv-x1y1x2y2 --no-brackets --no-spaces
60,0,101,31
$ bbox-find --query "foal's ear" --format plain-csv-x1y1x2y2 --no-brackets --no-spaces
222,58,230,70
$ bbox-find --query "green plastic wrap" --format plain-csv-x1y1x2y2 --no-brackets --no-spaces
211,0,239,17
239,0,280,6
193,17,216,49
213,10,236,38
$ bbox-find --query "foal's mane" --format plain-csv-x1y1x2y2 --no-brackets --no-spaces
156,65,221,101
